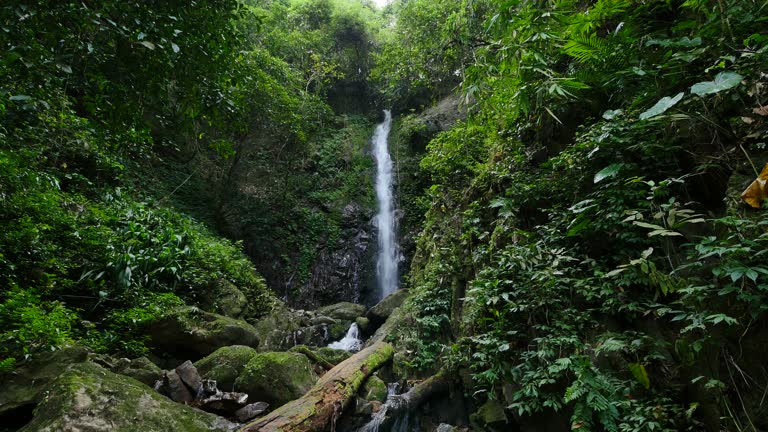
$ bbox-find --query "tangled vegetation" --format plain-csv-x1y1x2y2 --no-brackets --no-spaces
382,0,768,430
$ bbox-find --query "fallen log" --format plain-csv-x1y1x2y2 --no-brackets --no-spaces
239,341,394,432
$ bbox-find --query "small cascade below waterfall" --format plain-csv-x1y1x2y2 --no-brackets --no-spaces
328,323,363,352
356,382,415,432
372,110,399,300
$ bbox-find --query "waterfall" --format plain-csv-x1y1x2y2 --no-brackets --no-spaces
372,110,399,299
356,382,413,432
327,323,362,352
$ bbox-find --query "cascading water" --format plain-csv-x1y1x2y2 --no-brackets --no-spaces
327,322,362,352
356,382,412,432
372,110,399,300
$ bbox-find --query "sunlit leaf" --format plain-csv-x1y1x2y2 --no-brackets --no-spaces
594,163,624,183
639,92,684,120
629,362,650,389
690,71,743,96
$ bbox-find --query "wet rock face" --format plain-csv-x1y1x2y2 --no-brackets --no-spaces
291,203,377,310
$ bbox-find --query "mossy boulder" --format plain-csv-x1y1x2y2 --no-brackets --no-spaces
19,362,237,432
355,316,371,335
0,345,89,416
147,307,259,359
234,352,318,407
315,347,352,365
198,279,249,319
316,302,366,321
366,289,409,327
194,345,259,392
251,302,302,352
112,356,162,387
360,375,388,402
472,399,507,426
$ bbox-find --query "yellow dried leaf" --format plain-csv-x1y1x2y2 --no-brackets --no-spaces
741,163,768,208
753,106,768,116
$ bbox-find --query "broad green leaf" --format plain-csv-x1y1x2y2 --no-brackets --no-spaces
172,43,180,53
139,41,156,50
690,71,743,96
639,92,684,120
602,109,623,120
628,362,650,389
633,221,666,230
594,163,624,183
9,95,32,101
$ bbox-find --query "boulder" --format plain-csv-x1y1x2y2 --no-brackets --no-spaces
355,316,371,335
0,345,89,417
198,278,249,319
366,289,409,327
251,302,303,352
316,302,366,321
328,320,353,341
161,370,194,403
112,356,162,387
147,307,259,359
473,399,507,426
195,345,259,392
234,352,318,407
19,362,237,432
361,375,388,402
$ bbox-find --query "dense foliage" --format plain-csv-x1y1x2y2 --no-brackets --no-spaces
384,0,768,430
0,0,381,365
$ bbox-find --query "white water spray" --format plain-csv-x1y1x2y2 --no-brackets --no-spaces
372,110,399,299
328,323,362,352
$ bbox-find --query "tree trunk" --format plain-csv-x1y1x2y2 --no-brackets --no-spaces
239,342,394,432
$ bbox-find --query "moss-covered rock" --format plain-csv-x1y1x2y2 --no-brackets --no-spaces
234,352,318,407
315,347,352,365
472,399,507,426
147,307,259,359
198,278,249,319
366,289,409,327
0,345,89,416
194,345,259,392
355,316,371,335
112,356,162,387
251,302,303,352
328,320,353,341
316,302,366,321
360,375,388,402
19,362,237,432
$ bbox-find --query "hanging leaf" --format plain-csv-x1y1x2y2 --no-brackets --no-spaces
690,71,743,96
639,92,684,120
628,362,650,389
594,163,625,183
172,43,180,53
139,41,156,50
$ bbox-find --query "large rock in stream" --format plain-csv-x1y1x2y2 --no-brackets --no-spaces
19,362,238,432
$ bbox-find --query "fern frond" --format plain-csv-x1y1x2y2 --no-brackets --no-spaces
563,34,610,64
